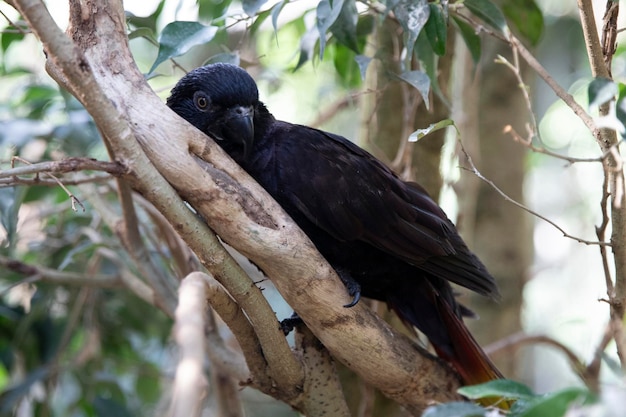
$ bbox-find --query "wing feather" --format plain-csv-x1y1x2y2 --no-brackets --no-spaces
258,122,498,297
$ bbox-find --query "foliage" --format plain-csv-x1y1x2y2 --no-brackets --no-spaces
425,380,598,417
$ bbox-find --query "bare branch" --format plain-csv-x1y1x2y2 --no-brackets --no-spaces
295,326,351,417
0,173,113,187
578,0,626,371
202,273,268,385
10,156,89,212
205,293,246,417
0,157,126,179
510,35,599,140
170,273,209,417
503,125,604,164
485,332,587,381
308,94,358,128
601,0,619,75
458,139,610,246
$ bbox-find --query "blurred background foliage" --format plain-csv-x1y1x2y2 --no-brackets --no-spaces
0,0,625,416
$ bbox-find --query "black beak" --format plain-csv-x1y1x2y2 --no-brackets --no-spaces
224,106,254,160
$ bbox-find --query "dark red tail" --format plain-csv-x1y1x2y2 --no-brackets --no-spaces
431,292,503,385
387,281,507,408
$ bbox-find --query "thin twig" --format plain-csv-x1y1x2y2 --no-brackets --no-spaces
0,254,123,294
0,157,125,178
503,125,605,164
510,35,599,139
0,173,113,187
308,94,358,128
6,157,123,212
458,139,610,246
596,171,615,297
486,332,587,376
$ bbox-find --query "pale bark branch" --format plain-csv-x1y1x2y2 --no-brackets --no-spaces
295,326,351,417
202,273,267,385
170,273,209,417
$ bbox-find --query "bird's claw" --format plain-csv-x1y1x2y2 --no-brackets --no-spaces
343,280,361,308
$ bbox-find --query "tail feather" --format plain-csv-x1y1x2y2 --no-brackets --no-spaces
431,292,503,385
387,280,509,408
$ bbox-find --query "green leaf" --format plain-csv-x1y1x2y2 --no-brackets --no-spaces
422,401,487,417
615,83,626,136
295,26,319,70
458,379,535,401
588,77,617,110
424,3,447,56
1,26,26,53
271,1,288,35
0,368,50,414
393,0,430,68
317,0,345,59
249,8,271,35
330,0,359,53
396,70,431,110
355,55,372,80
502,0,543,46
464,0,508,35
125,0,165,33
333,44,360,87
520,387,596,417
136,370,161,403
149,22,218,73
127,27,155,41
356,14,375,38
198,0,233,21
416,31,443,102
452,15,481,65
93,396,133,417
0,187,26,250
409,119,455,142
242,0,268,17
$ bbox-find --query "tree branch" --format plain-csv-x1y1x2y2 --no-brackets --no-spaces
578,0,626,370
170,273,208,417
0,157,126,178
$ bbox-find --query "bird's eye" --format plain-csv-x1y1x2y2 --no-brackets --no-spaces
194,93,209,110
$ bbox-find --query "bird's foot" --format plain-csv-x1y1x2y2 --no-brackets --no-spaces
337,269,361,308
279,312,303,335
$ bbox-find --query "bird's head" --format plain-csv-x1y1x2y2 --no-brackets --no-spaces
166,63,259,160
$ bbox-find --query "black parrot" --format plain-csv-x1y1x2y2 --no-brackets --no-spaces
167,63,503,384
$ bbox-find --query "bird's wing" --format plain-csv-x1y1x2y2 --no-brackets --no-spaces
268,124,497,296
275,125,455,260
